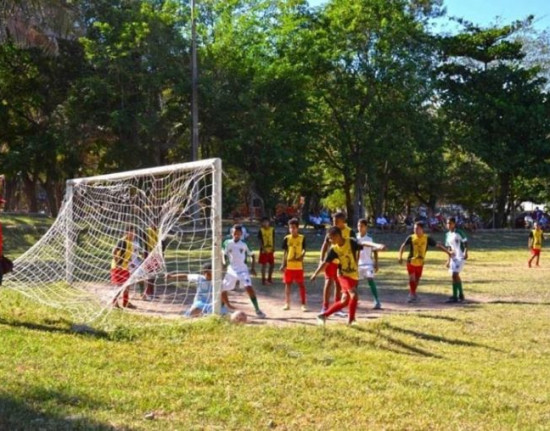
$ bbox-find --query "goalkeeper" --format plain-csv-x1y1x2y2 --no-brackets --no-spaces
166,263,227,316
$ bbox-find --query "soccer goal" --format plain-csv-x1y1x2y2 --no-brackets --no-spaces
4,158,223,322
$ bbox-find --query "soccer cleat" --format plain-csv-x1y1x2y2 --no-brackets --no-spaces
334,310,348,318
320,307,327,314
347,320,358,327
124,302,137,309
267,279,273,285
316,313,326,325
445,297,458,303
256,309,266,319
458,293,465,302
373,302,382,310
301,305,309,312
282,303,290,311
407,294,418,303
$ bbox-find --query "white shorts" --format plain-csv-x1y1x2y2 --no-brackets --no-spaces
449,258,465,274
359,264,375,280
222,269,252,291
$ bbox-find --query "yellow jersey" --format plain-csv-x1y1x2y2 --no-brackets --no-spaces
259,226,275,253
111,237,133,270
326,238,361,280
282,234,306,270
404,234,437,267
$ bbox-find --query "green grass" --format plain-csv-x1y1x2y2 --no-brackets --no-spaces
1,222,549,430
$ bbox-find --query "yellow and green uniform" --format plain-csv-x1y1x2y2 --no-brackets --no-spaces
258,226,275,253
404,234,437,267
325,238,362,280
530,229,544,250
111,237,133,270
282,234,306,270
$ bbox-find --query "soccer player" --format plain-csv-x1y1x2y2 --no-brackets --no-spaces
528,221,544,268
444,217,469,303
258,217,275,285
222,224,266,318
311,226,364,325
166,263,227,316
280,218,308,311
319,212,354,316
398,221,451,303
111,226,137,309
357,218,382,309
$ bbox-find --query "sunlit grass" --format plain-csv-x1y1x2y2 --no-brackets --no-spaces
1,224,549,430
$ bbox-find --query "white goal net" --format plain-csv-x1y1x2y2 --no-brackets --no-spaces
3,158,223,323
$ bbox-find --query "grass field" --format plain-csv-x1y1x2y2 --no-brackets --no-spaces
1,221,550,430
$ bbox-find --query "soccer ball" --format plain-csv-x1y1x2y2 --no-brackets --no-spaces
230,310,247,324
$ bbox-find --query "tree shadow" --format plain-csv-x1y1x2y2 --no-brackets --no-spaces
486,300,550,306
0,389,133,431
0,316,111,340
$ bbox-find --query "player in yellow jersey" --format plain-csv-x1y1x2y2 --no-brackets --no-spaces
280,218,308,311
111,226,137,309
528,221,544,267
398,221,451,303
319,212,354,316
258,217,275,284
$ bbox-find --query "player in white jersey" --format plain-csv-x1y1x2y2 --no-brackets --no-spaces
357,219,382,309
444,217,469,303
222,225,266,318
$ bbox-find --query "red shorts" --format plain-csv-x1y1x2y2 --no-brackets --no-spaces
324,262,338,280
337,275,358,292
531,248,541,256
283,269,304,284
406,263,424,280
259,252,275,265
111,268,130,285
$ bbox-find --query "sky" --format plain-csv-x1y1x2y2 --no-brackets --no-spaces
308,0,550,31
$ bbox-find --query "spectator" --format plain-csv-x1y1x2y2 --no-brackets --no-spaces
376,215,389,231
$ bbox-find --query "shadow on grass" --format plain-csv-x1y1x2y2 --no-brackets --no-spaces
384,323,503,352
0,390,132,431
485,300,550,306
0,316,112,340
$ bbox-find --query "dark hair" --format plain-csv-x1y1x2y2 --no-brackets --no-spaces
333,212,346,220
261,217,270,222
328,226,342,237
288,218,300,227
232,224,243,232
447,217,456,224
358,218,368,226
414,221,425,229
202,262,212,272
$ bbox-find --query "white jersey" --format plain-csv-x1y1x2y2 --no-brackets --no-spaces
445,229,468,260
223,239,252,272
357,233,375,266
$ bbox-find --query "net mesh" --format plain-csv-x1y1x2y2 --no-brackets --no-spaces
4,159,222,323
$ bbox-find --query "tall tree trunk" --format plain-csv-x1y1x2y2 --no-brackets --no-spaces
23,175,38,213
344,178,354,226
353,175,365,226
496,172,511,228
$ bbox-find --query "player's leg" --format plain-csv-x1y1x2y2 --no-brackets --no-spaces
268,262,274,284
241,271,265,317
367,277,381,309
295,269,308,311
222,273,238,310
322,278,333,312
348,287,359,324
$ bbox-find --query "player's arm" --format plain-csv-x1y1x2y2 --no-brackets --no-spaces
358,239,387,251
528,232,533,249
320,236,329,262
463,240,469,260
257,229,264,252
280,237,288,270
165,273,189,281
311,247,334,280
435,241,453,257
398,238,409,264
373,250,379,273
248,247,256,275
297,236,306,261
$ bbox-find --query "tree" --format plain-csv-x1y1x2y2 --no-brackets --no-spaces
438,20,550,227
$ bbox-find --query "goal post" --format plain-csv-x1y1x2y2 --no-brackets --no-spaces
4,158,224,322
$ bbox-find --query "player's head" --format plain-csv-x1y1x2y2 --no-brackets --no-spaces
261,217,270,227
288,217,299,235
414,221,425,235
357,218,368,235
534,221,540,229
447,217,456,230
201,262,213,279
125,226,135,240
232,224,243,241
328,226,343,244
332,211,346,228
